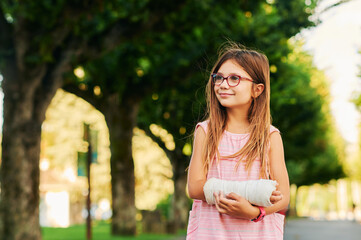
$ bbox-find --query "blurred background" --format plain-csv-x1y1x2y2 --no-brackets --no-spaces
0,0,360,239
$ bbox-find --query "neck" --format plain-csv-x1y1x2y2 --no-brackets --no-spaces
226,107,250,134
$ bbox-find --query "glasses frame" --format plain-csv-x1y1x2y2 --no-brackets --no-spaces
211,73,254,87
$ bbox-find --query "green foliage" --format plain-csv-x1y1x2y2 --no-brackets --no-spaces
155,195,172,220
138,0,344,187
0,0,156,66
1,0,340,191
65,0,343,187
42,221,179,240
271,41,344,185
354,95,361,110
155,194,193,221
351,49,361,179
138,0,319,164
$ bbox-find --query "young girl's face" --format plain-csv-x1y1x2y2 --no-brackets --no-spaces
214,59,254,110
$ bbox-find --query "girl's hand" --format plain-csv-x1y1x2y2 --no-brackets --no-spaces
214,192,258,219
270,190,283,204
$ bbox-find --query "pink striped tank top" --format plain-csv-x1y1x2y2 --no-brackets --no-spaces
186,120,285,240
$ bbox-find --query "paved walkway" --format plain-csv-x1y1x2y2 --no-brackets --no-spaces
170,218,361,240
284,219,361,240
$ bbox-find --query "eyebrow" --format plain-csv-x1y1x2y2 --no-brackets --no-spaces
217,72,244,76
217,72,242,76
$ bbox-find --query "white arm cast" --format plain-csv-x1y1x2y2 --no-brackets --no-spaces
203,178,277,207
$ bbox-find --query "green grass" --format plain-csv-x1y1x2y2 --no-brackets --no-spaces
42,221,183,240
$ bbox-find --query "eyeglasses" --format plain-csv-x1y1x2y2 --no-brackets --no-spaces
211,73,254,87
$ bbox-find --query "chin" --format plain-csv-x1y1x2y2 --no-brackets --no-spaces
218,101,234,108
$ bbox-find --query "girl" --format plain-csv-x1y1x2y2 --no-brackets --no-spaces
187,43,290,240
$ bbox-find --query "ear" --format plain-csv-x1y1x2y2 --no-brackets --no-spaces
253,83,264,98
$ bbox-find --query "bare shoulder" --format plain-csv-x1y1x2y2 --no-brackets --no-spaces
194,124,206,142
270,130,282,138
269,131,285,164
270,131,283,149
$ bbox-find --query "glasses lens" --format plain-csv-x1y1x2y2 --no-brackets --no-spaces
228,75,240,86
213,74,223,85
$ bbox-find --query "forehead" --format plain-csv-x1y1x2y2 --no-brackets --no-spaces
218,60,251,78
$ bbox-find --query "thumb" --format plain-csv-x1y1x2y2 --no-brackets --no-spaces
226,192,241,201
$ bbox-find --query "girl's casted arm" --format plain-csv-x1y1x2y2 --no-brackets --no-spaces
187,127,207,201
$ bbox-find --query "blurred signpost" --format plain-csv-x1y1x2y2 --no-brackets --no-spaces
78,123,98,240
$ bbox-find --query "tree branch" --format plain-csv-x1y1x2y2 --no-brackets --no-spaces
81,0,187,60
33,35,103,121
78,19,142,60
321,0,353,13
11,1,103,73
44,1,103,54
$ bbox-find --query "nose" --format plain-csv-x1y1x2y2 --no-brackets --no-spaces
219,79,229,89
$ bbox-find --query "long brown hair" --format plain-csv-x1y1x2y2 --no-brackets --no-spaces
203,42,271,179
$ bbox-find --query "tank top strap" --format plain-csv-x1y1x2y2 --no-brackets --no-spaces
215,152,221,178
270,125,280,135
195,120,209,133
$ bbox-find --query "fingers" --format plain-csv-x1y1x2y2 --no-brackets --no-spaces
225,192,241,201
217,192,230,209
213,191,223,203
213,192,248,216
214,192,240,206
214,191,227,214
270,195,282,204
272,190,282,196
270,191,283,204
215,201,225,213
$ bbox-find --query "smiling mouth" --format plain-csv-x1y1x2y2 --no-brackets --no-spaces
219,93,234,96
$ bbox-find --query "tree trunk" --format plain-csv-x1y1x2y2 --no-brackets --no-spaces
103,96,139,235
169,151,189,232
0,66,59,240
1,104,42,240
